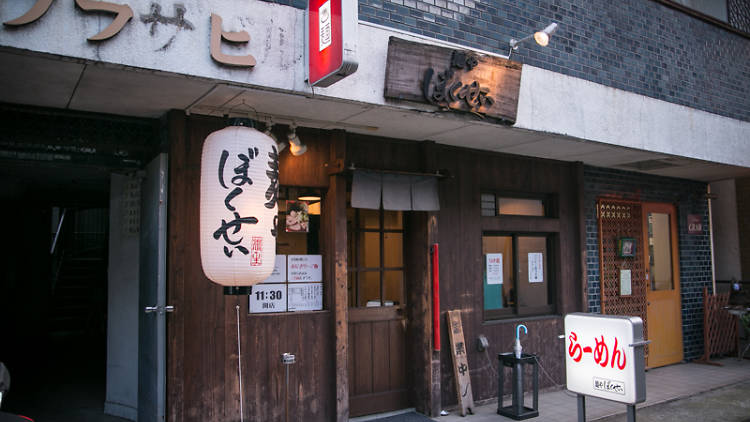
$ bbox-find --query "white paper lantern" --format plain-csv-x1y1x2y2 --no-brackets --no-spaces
200,125,279,287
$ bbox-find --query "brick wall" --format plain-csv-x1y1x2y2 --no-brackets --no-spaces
584,166,710,360
258,0,750,122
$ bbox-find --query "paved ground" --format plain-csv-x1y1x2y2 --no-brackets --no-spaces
431,357,750,422
596,381,750,422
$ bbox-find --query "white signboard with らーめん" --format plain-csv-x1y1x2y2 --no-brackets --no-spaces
564,313,647,405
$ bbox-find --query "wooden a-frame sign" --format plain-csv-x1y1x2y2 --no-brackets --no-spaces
447,310,474,416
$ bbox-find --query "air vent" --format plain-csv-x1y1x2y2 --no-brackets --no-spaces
619,159,681,171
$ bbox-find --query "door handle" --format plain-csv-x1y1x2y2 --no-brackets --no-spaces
145,305,175,315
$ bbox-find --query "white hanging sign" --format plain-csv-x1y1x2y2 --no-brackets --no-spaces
249,284,287,313
485,253,503,285
288,255,323,282
288,283,323,311
261,255,287,283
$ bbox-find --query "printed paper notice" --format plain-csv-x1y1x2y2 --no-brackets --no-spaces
288,283,323,312
318,0,332,51
249,284,287,313
288,255,323,282
486,253,503,285
620,269,632,296
261,255,287,283
528,252,544,283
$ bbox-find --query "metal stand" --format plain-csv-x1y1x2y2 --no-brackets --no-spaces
497,353,539,420
577,394,586,422
576,394,636,422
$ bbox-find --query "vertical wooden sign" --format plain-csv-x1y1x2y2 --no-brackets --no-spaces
446,310,474,416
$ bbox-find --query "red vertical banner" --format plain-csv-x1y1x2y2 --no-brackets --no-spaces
432,243,440,351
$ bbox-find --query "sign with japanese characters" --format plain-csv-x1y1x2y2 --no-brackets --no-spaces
564,313,646,404
249,284,287,313
307,0,358,87
687,214,703,235
485,253,503,285
288,255,322,282
384,37,521,123
288,283,323,311
446,310,474,416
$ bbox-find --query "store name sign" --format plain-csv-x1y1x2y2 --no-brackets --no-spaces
384,37,521,123
2,1,260,68
307,0,358,87
564,313,647,405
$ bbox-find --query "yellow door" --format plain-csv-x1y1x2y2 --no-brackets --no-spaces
643,203,683,367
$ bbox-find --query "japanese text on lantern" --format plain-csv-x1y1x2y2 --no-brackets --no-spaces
213,148,260,258
568,331,627,370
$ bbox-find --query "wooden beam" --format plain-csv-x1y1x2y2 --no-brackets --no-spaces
327,130,349,422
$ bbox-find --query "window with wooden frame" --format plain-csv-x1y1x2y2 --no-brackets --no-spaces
346,208,405,308
481,191,559,320
482,233,556,319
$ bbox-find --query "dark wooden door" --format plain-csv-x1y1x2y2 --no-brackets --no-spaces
347,208,409,417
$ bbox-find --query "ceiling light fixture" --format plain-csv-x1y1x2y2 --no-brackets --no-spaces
508,22,559,58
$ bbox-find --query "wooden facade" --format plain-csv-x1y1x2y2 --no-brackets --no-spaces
165,113,584,421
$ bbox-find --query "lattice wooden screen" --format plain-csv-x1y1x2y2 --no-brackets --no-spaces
701,287,737,360
597,199,648,355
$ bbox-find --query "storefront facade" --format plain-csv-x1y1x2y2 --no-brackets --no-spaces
2,1,749,421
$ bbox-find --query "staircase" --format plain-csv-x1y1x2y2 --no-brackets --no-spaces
48,209,109,339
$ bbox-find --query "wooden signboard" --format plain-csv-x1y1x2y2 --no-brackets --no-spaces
446,310,474,416
384,37,522,124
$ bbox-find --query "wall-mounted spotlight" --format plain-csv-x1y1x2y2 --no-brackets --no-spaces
287,126,307,156
508,22,558,58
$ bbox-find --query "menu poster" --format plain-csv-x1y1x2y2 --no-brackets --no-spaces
288,255,323,282
485,253,503,285
288,283,323,311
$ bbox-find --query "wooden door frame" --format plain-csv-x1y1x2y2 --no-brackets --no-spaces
642,202,683,366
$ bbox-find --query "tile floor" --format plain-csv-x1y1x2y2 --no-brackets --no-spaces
432,358,750,422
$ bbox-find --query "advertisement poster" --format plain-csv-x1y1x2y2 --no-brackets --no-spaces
528,252,544,283
288,255,323,282
285,200,309,232
288,283,323,311
485,253,503,285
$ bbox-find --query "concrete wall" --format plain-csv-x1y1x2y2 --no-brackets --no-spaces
2,1,748,170
709,179,742,283
105,175,139,421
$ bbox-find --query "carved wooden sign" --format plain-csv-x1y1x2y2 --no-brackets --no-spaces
384,37,522,123
446,310,474,416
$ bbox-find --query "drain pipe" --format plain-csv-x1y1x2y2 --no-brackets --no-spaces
708,185,717,295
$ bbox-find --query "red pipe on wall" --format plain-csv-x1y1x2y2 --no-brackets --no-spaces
432,243,440,351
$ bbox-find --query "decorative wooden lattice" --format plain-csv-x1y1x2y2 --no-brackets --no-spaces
597,199,648,356
701,287,737,360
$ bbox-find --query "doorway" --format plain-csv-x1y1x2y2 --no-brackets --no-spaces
346,207,410,417
643,202,683,367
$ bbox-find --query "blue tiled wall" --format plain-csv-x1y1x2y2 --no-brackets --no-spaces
584,165,711,360
259,0,750,122
358,0,750,122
